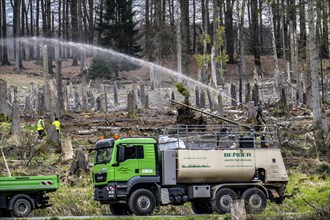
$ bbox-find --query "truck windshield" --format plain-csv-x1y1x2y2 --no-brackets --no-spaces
95,147,113,165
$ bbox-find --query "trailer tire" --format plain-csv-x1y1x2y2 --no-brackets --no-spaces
242,187,267,213
213,188,237,214
191,199,213,214
110,203,132,215
128,189,156,216
11,198,31,217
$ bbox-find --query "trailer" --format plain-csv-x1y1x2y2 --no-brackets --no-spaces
91,124,288,216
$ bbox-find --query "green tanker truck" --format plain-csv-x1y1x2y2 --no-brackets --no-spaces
91,125,289,216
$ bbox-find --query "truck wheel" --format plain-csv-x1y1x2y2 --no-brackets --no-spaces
213,188,237,214
110,203,132,215
128,189,156,216
191,199,213,214
242,187,267,213
12,198,31,217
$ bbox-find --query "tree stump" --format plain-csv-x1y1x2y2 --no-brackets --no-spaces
247,101,257,122
230,199,247,220
231,84,237,107
44,125,59,154
252,83,259,106
11,98,21,138
245,83,251,103
61,138,74,161
114,82,119,104
218,93,224,117
200,90,206,108
69,150,88,177
0,79,9,116
171,91,175,101
144,94,149,109
195,87,200,108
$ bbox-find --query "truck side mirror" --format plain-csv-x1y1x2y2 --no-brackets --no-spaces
117,145,125,163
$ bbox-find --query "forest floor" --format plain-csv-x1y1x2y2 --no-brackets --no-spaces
0,55,329,218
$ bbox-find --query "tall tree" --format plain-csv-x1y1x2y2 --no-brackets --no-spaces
71,0,79,66
13,0,23,71
1,0,10,65
225,0,235,63
237,0,246,103
251,0,262,78
180,0,189,75
307,0,321,126
299,0,307,59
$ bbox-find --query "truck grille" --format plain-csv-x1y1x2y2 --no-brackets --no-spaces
94,172,107,182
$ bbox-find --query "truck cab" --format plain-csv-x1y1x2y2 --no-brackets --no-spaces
92,137,160,215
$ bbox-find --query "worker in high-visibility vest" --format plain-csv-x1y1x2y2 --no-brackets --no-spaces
37,116,45,139
52,118,61,133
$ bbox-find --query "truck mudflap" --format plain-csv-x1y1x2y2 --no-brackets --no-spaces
268,185,288,204
94,183,117,203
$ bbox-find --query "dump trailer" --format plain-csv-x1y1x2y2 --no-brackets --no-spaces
0,175,60,217
91,125,289,216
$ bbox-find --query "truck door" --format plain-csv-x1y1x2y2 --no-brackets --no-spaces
113,144,144,181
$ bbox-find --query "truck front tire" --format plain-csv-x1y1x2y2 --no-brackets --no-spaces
213,188,237,214
12,198,31,217
242,187,267,213
109,203,132,215
128,189,156,216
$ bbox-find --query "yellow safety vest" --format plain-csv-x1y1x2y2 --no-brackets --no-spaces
37,119,45,131
52,120,60,131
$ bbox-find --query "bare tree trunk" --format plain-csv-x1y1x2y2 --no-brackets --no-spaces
176,23,182,79
251,0,262,77
56,59,64,115
237,0,246,105
100,84,107,112
114,82,119,104
0,79,9,116
268,4,281,97
71,0,79,66
43,45,51,112
231,84,237,107
210,47,217,88
225,0,235,63
192,0,196,53
11,88,20,137
13,0,22,72
81,79,88,112
218,92,223,117
180,0,189,75
1,0,10,65
88,0,94,43
35,0,40,61
307,0,322,126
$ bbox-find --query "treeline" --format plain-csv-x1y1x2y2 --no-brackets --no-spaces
1,1,329,68
0,0,329,130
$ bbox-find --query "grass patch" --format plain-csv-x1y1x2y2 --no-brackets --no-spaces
267,170,330,215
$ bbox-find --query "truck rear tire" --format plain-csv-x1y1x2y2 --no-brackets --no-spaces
128,189,156,216
242,187,267,213
109,203,132,215
213,188,237,214
191,199,213,214
12,198,31,217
